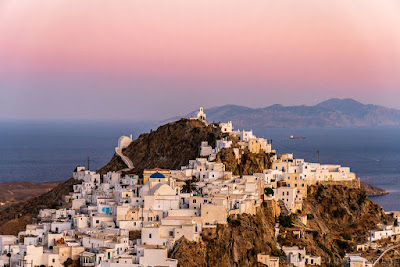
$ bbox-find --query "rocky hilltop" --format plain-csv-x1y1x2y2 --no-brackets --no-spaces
177,98,400,128
99,119,222,176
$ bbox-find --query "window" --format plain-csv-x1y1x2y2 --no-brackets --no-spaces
53,259,55,263
149,234,152,238
193,199,197,203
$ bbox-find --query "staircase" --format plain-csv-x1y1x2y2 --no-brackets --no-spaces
115,147,134,170
373,243,400,266
278,200,290,216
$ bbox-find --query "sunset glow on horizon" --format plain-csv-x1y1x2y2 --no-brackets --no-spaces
1,0,400,120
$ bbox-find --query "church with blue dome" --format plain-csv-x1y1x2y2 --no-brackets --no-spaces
143,168,171,184
150,172,166,179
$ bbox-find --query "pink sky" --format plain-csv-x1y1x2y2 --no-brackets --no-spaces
1,0,400,120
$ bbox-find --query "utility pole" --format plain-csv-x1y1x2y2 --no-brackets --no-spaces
87,157,90,170
141,205,144,228
317,150,320,163
7,244,11,267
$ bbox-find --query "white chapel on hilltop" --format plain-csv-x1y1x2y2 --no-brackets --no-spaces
192,107,208,124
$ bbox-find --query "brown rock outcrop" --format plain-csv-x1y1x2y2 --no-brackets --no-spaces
169,201,281,267
278,184,387,262
215,148,272,176
360,181,388,197
98,119,222,177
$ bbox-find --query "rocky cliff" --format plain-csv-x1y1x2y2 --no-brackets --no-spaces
215,148,272,176
169,200,282,267
278,184,387,263
170,184,387,266
360,181,388,196
98,119,222,176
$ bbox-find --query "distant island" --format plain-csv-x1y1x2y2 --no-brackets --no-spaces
172,98,400,128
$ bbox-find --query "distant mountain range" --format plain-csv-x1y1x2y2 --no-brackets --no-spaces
172,98,400,128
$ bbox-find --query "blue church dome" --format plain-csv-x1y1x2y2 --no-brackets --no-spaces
150,172,165,178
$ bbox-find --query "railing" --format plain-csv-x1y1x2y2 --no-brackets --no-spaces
115,148,134,169
373,243,400,266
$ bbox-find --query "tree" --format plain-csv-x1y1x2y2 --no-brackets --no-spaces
63,258,73,267
181,176,201,195
264,187,274,196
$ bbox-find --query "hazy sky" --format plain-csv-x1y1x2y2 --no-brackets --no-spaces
1,0,400,120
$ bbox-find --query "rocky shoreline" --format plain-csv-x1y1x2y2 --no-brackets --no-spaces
360,181,389,197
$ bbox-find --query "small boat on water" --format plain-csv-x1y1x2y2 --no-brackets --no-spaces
290,135,306,140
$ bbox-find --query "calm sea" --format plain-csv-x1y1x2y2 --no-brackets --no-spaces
0,121,399,211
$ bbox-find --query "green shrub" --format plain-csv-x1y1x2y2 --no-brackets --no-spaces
336,239,350,250
340,233,351,240
264,187,274,196
315,186,323,200
279,215,293,228
227,217,241,227
317,240,333,257
271,248,286,257
312,231,319,238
